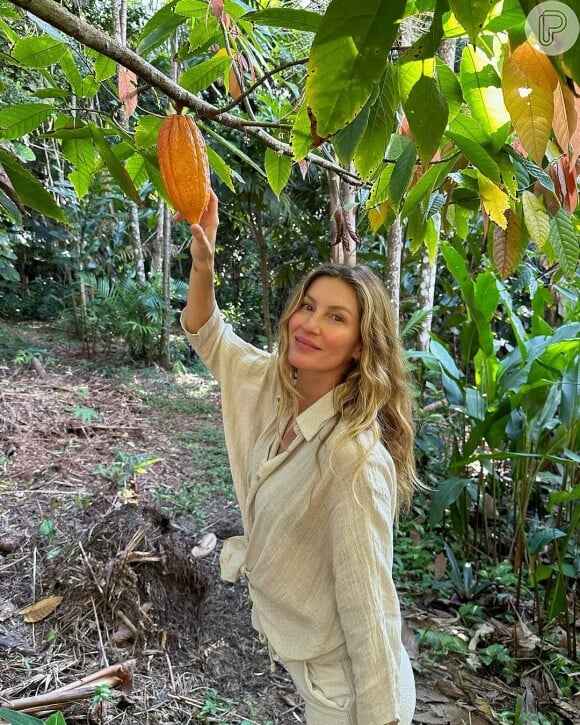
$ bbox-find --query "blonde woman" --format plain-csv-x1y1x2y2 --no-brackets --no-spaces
181,190,417,725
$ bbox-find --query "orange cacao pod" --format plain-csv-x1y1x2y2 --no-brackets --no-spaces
157,114,210,225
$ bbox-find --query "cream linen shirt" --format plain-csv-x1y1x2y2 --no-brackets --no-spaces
182,306,414,725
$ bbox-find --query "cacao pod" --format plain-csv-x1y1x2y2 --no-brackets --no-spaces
157,114,210,225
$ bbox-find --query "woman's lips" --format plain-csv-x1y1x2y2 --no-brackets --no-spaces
294,335,321,351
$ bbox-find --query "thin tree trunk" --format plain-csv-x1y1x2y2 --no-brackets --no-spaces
112,0,146,284
385,217,403,332
151,197,165,275
247,199,273,351
328,165,358,265
158,40,179,368
416,37,456,351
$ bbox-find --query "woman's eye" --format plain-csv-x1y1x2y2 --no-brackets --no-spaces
303,303,314,311
332,314,344,322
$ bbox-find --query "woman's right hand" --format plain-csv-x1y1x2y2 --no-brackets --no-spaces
189,189,219,264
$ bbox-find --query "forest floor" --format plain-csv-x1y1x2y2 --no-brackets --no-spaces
0,321,578,725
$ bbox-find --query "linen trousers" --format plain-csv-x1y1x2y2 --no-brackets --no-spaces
281,648,415,725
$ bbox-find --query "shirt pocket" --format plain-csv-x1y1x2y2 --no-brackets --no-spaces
304,658,355,712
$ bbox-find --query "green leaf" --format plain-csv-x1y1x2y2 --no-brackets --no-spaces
264,148,292,198
354,63,398,179
90,125,143,206
0,103,53,141
136,1,185,56
174,0,209,18
305,0,406,138
549,209,578,278
61,135,96,199
206,145,235,192
0,709,44,724
400,155,457,220
187,18,221,53
436,57,463,121
402,0,445,60
429,477,473,525
135,116,163,150
58,48,83,95
333,105,370,165
0,149,68,223
92,51,116,82
389,137,416,209
11,36,66,67
290,102,313,162
244,8,322,32
179,56,231,94
125,152,149,189
445,130,501,183
448,0,497,45
459,45,510,149
521,190,550,247
403,74,448,165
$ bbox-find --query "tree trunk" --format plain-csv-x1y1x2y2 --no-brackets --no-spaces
158,39,179,368
247,199,273,351
151,197,165,275
416,37,456,351
385,217,403,332
112,0,146,284
328,166,358,265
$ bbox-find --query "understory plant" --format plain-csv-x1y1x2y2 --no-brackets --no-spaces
413,244,579,655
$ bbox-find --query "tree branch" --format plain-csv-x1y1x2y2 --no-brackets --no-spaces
8,0,360,184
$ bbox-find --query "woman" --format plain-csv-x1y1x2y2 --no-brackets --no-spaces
181,190,418,725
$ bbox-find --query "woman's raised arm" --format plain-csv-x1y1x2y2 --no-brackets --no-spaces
182,189,219,333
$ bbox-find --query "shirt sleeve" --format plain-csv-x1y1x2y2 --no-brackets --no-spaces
181,307,277,514
329,445,406,725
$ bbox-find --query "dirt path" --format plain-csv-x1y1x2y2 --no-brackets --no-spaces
1,322,575,724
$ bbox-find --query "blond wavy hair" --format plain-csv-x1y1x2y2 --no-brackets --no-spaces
275,263,419,514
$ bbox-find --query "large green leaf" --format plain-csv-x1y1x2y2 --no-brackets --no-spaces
264,147,292,197
549,209,578,278
290,102,313,161
449,0,498,45
136,1,185,56
244,8,322,32
90,125,142,206
305,0,406,138
0,149,68,223
61,134,96,199
206,145,236,191
435,57,463,122
403,74,448,165
0,103,53,141
402,0,445,60
389,137,416,209
58,48,83,96
445,130,501,183
354,64,398,179
179,56,231,94
11,36,66,67
459,45,510,150
333,104,371,166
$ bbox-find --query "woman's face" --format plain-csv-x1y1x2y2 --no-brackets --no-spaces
287,275,362,390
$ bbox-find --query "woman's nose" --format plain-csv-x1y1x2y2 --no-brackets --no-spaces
301,313,320,332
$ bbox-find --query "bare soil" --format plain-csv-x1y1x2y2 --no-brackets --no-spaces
0,322,577,725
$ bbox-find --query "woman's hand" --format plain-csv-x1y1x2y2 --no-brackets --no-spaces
174,189,219,264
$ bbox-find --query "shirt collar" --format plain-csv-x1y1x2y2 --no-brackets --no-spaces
295,387,339,441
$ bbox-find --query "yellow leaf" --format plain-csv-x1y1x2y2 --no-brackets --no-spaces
368,201,391,232
552,80,577,157
521,190,550,248
502,46,554,165
20,595,63,623
510,42,558,93
478,172,510,228
492,209,522,279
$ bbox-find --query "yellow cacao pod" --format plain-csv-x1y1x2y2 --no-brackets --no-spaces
157,114,211,225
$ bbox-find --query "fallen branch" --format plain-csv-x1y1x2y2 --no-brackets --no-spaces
0,660,135,714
